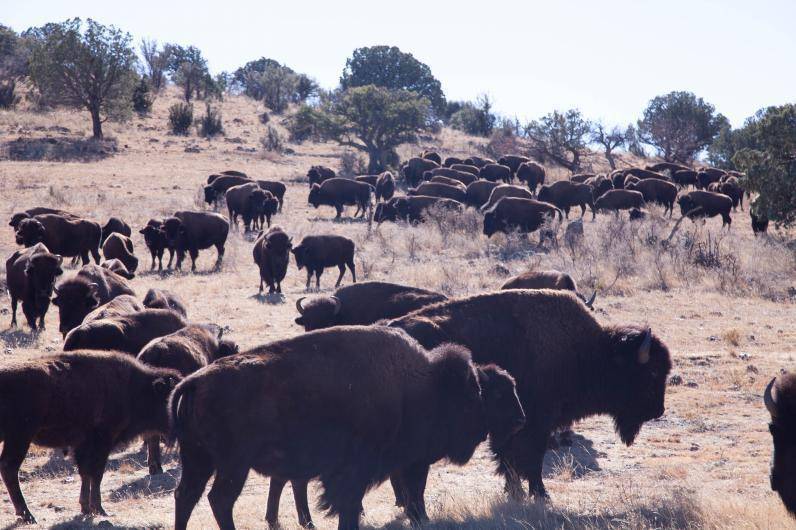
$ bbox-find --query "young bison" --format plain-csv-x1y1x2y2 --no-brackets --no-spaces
253,226,292,294
170,327,524,530
294,281,447,331
0,351,180,523
137,325,238,474
5,243,63,331
101,233,138,274
764,374,796,516
139,219,174,271
389,290,672,501
291,234,356,291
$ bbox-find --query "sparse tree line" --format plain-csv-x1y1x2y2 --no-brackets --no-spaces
0,19,793,225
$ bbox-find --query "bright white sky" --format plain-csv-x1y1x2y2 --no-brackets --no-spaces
6,0,795,127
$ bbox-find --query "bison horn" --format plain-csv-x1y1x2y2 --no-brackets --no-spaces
638,328,652,364
585,291,597,308
764,377,778,419
295,297,307,315
330,296,342,316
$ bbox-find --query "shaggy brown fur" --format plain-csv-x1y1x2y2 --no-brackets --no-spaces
63,308,187,354
5,243,63,331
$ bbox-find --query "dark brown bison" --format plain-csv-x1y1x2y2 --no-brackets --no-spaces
517,162,547,194
584,175,614,200
672,169,699,188
374,196,463,224
256,180,287,212
203,174,252,207
420,150,442,165
294,281,447,331
569,173,595,183
501,270,595,308
15,214,101,265
443,156,464,167
143,288,188,317
646,162,689,173
100,217,131,246
307,165,337,188
253,226,292,294
479,163,513,183
9,207,77,230
715,177,744,211
376,171,396,202
354,175,378,187
163,211,230,272
292,235,356,290
170,327,524,530
221,170,248,178
464,156,495,168
764,374,796,516
408,182,467,203
101,233,138,274
625,168,671,182
308,178,373,219
139,219,174,271
63,308,187,354
465,180,500,208
483,198,562,238
401,157,439,187
138,325,238,474
0,351,180,522
52,264,135,337
429,167,478,186
450,163,480,176
677,191,733,227
101,258,135,279
481,185,534,212
594,189,646,215
751,209,769,236
697,171,722,190
610,169,629,189
6,243,63,331
626,179,678,216
498,155,531,176
537,181,594,219
389,289,671,500
429,175,467,189
699,167,727,179
83,295,144,324
225,182,274,231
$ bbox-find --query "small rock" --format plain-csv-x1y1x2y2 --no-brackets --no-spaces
668,374,683,386
708,335,718,342
748,334,756,341
690,443,700,452
184,146,202,153
3,348,13,355
739,352,751,361
685,381,699,388
747,364,759,374
490,264,511,277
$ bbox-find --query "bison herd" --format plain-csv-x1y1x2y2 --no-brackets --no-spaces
0,155,791,529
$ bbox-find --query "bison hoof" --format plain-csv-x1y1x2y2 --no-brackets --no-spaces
149,463,164,475
18,511,36,524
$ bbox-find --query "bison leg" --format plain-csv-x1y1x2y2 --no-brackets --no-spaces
207,464,249,530
265,476,287,528
91,247,101,265
175,443,214,530
175,250,185,271
393,463,430,525
21,301,38,332
9,295,18,327
190,249,199,272
305,270,313,291
291,479,314,528
80,251,90,266
74,435,112,516
0,435,35,523
315,269,323,291
347,259,356,284
334,265,346,288
146,435,163,475
149,250,157,270
335,205,344,219
722,213,732,229
214,244,225,271
266,213,272,228
167,249,175,269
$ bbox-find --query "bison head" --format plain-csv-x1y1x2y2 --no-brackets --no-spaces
307,184,322,208
203,185,218,205
52,279,100,337
140,222,165,249
678,195,702,219
294,295,342,331
765,375,796,516
163,217,186,248
478,364,525,449
15,218,46,247
291,245,306,270
9,212,30,229
26,251,63,306
483,212,499,237
537,186,551,203
602,326,672,446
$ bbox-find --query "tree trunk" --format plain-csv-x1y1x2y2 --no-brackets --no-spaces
605,149,616,169
367,147,384,174
90,106,103,140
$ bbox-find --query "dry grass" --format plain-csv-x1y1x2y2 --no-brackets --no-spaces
0,88,795,528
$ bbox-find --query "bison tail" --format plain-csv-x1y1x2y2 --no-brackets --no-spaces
167,377,197,446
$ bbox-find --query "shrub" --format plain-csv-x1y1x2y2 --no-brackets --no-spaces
197,104,224,137
131,78,152,115
168,102,193,135
339,150,362,177
260,125,283,152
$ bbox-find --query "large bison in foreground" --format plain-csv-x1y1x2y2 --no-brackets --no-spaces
389,290,672,500
765,374,796,516
294,281,447,331
0,351,180,523
170,326,524,530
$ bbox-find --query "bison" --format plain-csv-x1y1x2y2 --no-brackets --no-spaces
584,175,614,200
464,156,495,168
501,270,595,309
170,327,524,530
9,207,76,230
203,174,252,208
138,325,238,474
256,180,287,212
625,179,678,216
83,295,144,324
389,289,672,500
139,219,174,271
443,156,464,167
101,258,135,279
374,196,463,224
479,163,512,183
646,162,689,174
594,189,646,216
697,171,723,190
408,182,467,203
420,150,442,165
292,234,356,290
751,209,769,236
625,168,671,182
307,165,337,188
537,181,595,219
63,308,187,354
429,175,467,189
516,162,546,194
481,184,534,212
102,233,138,274
0,351,180,522
465,180,499,208
6,243,63,331
163,211,230,272
429,167,478,186
401,157,439,187
100,217,131,246
498,155,531,177
764,374,796,516
483,197,562,239
253,226,292,294
15,214,101,265
450,163,480,176
375,171,396,202
672,169,699,188
308,178,373,219
677,191,733,227
52,264,135,337
225,182,274,231
294,281,447,331
143,288,188,317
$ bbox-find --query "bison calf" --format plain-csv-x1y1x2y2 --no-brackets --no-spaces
292,234,356,291
139,219,174,271
102,233,138,274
